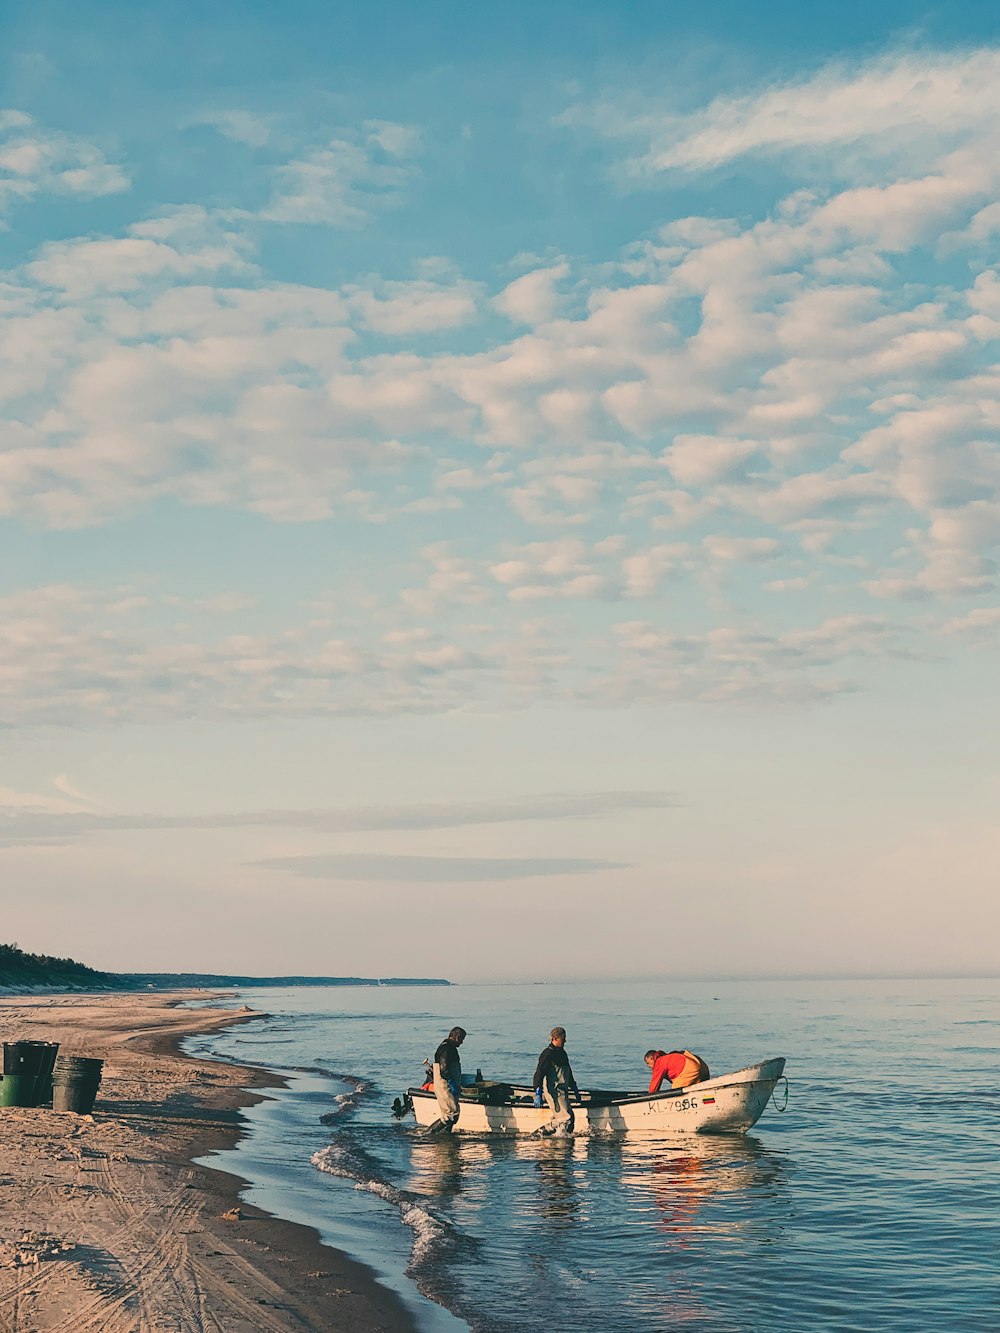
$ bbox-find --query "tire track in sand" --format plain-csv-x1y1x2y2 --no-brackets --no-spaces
41,1154,206,1333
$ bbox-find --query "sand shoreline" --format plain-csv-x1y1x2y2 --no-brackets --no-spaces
0,991,421,1332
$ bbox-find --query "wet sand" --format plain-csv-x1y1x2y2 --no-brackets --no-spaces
0,991,419,1332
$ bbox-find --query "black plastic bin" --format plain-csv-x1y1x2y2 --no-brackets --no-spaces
52,1055,104,1114
33,1042,61,1107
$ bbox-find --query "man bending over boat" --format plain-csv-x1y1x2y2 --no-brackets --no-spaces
533,1027,580,1136
644,1049,710,1092
429,1026,467,1133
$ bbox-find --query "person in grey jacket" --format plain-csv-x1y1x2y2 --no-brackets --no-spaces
532,1026,579,1136
429,1026,466,1133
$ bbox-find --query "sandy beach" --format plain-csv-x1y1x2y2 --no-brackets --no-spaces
0,991,419,1333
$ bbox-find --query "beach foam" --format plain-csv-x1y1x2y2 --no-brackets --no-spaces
311,1138,450,1272
316,1073,370,1122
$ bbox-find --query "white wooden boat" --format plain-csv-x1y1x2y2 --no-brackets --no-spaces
401,1058,786,1136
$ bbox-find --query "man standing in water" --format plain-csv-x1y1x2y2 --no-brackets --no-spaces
533,1026,579,1136
429,1026,466,1134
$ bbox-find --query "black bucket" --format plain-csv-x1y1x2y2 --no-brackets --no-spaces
52,1055,103,1114
53,1055,104,1076
33,1043,61,1107
1,1041,59,1108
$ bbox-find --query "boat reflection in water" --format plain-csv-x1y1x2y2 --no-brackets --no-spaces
616,1133,783,1244
401,1127,789,1329
606,1134,788,1327
407,1132,470,1199
523,1137,581,1225
407,1125,784,1236
408,1132,586,1224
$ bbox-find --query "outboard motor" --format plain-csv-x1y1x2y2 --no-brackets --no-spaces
391,1091,414,1119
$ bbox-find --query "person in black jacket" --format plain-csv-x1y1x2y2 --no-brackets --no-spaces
429,1026,466,1133
532,1026,579,1135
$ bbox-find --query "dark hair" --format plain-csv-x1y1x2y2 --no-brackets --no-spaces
449,1026,467,1041
644,1049,664,1062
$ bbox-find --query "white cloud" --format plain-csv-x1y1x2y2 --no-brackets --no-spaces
0,63,998,707
0,111,128,210
622,544,687,597
703,535,781,563
941,607,1000,636
347,276,480,334
3,571,994,728
766,576,812,593
262,122,420,225
364,120,421,156
489,538,609,602
665,435,760,486
249,853,628,881
494,262,569,326
400,544,490,615
0,783,90,814
727,471,892,527
594,612,907,707
191,109,274,147
5,102,994,543
26,209,253,297
564,49,1000,178
864,536,997,600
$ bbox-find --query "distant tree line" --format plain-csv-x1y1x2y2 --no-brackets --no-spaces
0,945,451,990
124,973,451,987
0,942,125,989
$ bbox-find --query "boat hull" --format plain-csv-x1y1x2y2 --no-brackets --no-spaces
408,1058,785,1136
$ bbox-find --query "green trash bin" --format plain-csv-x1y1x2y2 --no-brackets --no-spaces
0,1074,29,1107
52,1055,104,1114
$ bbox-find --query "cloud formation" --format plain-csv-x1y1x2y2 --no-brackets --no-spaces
562,49,1000,177
261,121,420,225
248,853,630,881
0,789,674,847
1,48,999,728
0,579,979,726
0,111,128,210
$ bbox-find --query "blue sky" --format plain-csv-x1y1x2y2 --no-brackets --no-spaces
2,2,999,980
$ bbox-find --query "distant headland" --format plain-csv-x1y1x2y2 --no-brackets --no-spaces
0,943,449,991
125,973,451,988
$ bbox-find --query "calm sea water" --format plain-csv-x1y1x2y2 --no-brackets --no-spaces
187,978,1000,1332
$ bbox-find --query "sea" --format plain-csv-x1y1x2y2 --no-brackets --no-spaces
183,977,1000,1332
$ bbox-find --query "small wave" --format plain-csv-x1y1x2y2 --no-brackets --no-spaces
227,1034,296,1046
310,1066,370,1086
312,1140,452,1271
309,1071,372,1122
319,1082,369,1123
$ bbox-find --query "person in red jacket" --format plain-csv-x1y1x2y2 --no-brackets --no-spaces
644,1049,710,1093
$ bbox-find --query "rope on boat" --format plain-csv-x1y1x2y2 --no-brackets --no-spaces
770,1076,789,1112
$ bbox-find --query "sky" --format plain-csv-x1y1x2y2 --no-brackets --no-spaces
2,1,999,982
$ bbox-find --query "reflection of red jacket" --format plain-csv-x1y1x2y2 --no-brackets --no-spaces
648,1050,709,1093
